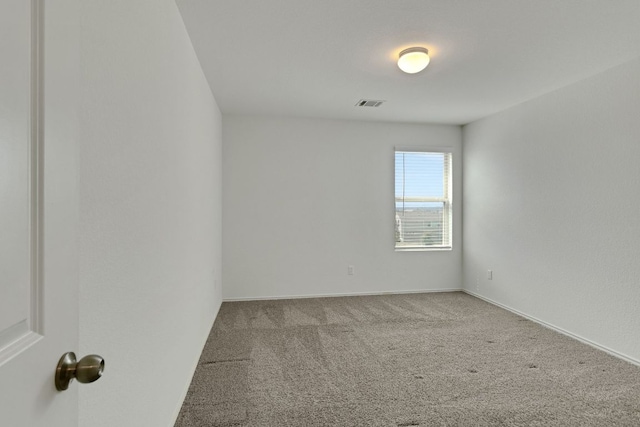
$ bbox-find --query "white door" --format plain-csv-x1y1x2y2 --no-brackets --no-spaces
0,1,83,426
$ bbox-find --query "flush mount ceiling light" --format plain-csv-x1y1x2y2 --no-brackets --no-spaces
397,47,430,74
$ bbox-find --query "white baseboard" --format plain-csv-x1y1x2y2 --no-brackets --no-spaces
463,289,640,367
223,288,463,302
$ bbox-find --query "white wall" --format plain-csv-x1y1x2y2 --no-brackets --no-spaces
463,57,640,363
77,1,222,426
223,115,462,300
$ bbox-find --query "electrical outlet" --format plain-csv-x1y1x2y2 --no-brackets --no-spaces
487,270,493,280
348,265,354,275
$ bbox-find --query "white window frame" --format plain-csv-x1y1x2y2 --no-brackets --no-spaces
394,147,452,251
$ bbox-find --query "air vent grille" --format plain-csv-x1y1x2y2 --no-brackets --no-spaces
355,99,385,107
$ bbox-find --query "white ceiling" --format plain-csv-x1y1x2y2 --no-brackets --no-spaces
176,0,640,125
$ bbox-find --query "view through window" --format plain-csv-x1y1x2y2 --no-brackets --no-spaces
395,150,452,249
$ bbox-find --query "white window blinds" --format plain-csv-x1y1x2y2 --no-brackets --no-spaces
395,150,452,249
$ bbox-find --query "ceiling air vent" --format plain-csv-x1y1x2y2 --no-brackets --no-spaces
355,99,385,107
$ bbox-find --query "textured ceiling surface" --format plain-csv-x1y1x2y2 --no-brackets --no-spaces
177,0,640,124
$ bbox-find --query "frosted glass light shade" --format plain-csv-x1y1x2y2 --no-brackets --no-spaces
397,47,430,74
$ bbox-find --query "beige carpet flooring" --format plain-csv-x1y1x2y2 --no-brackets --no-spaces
175,292,640,426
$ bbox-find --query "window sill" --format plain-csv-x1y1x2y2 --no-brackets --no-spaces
395,246,452,252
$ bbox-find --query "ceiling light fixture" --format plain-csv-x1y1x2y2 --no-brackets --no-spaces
397,47,430,74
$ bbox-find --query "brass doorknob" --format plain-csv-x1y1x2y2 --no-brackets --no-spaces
55,352,104,391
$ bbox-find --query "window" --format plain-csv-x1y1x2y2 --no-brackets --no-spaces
395,150,452,250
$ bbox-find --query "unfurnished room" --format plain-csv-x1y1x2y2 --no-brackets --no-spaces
1,1,639,426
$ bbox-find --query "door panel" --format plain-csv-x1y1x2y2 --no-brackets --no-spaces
0,1,80,426
0,0,35,361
